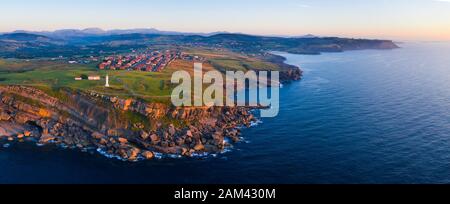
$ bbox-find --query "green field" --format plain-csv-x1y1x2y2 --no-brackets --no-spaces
183,48,281,72
0,49,284,103
0,59,175,103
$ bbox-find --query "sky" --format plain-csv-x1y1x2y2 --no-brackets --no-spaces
1,0,450,41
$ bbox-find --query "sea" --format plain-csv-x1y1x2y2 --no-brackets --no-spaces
1,42,450,184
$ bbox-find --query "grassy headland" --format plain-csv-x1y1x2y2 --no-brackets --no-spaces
0,47,291,104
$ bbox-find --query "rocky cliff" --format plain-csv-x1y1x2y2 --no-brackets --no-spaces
0,86,256,161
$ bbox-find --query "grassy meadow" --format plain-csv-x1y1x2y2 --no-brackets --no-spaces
0,59,176,103
0,48,283,103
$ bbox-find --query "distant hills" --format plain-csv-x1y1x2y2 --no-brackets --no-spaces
9,28,234,39
0,29,399,58
8,28,321,39
0,33,49,42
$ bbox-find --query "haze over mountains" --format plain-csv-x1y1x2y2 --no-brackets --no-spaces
6,28,236,39
4,28,319,39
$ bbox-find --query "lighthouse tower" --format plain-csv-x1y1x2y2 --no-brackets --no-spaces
105,75,110,87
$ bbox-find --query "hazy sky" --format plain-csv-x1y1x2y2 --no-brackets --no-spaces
1,0,450,40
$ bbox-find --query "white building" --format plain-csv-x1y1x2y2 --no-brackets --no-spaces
105,75,110,87
88,76,101,81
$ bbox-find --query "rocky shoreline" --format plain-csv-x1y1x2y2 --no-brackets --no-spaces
0,86,260,161
0,60,302,161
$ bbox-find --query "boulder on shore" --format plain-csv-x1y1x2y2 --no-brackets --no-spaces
142,151,154,160
194,143,205,151
39,134,56,143
128,148,140,161
118,137,128,144
24,131,32,137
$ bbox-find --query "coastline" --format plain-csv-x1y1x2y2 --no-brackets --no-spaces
0,85,263,161
0,49,306,162
3,44,434,184
263,52,303,83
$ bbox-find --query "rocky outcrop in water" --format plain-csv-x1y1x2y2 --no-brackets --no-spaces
0,85,256,161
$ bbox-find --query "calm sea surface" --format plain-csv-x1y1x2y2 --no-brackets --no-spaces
1,42,450,184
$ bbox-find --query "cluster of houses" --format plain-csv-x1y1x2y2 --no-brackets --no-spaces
73,49,207,84
98,50,182,72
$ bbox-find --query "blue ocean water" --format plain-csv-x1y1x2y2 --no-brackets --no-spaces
1,42,450,184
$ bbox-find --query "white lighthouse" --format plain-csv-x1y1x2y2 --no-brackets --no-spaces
105,75,110,87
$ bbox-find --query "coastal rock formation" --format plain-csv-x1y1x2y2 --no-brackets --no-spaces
0,85,257,161
262,53,303,82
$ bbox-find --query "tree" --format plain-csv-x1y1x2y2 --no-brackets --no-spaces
80,74,88,80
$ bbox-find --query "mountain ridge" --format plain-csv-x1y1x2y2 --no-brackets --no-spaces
8,28,235,38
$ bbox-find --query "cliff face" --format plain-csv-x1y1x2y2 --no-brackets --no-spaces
0,86,256,161
262,53,303,82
